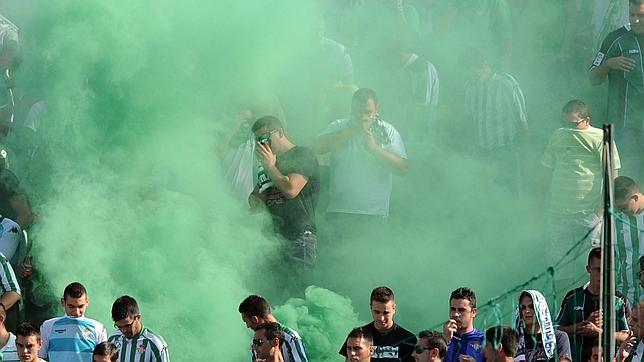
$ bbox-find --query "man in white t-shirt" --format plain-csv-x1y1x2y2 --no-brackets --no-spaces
314,88,408,237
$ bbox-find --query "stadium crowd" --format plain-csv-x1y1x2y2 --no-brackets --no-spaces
0,0,642,361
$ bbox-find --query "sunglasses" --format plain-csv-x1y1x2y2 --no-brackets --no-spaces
252,339,264,347
415,345,431,354
113,315,139,330
255,129,279,144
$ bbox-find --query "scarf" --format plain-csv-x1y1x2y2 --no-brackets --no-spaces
515,289,557,361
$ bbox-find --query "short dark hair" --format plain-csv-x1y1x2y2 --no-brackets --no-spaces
347,327,373,345
238,295,272,318
370,286,395,304
615,176,640,201
254,322,284,346
588,247,601,265
93,342,119,361
252,115,283,133
63,282,87,300
16,322,40,339
562,99,589,119
485,326,519,357
352,88,378,111
639,255,644,270
111,295,140,321
418,330,448,358
450,287,477,309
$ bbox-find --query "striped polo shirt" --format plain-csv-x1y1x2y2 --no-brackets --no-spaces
108,328,169,362
0,332,19,361
465,72,528,150
541,126,620,215
615,211,644,304
591,25,644,130
39,316,107,362
250,326,308,362
0,252,19,297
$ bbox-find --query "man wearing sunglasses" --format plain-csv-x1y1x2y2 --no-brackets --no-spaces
39,282,107,362
249,115,320,268
108,295,168,362
412,331,447,362
252,322,286,362
238,294,308,362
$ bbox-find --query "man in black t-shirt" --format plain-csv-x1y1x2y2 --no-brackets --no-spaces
249,115,320,267
339,286,416,362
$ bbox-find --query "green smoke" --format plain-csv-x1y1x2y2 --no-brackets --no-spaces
1,0,610,360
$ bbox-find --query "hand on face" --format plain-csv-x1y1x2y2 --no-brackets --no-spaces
255,142,276,169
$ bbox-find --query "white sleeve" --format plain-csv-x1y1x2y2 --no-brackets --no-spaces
385,125,408,159
426,61,439,106
96,322,108,343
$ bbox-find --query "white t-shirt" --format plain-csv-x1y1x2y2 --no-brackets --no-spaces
320,118,407,216
0,216,20,262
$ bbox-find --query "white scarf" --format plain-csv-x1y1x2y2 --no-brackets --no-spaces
514,290,558,361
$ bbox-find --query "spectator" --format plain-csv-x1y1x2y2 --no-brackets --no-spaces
0,148,34,230
556,248,630,362
252,322,286,362
0,212,20,266
15,323,44,362
0,247,19,332
238,295,308,362
626,301,643,362
483,326,519,362
217,92,285,207
345,327,375,362
412,330,447,362
39,282,106,362
590,0,644,181
249,115,320,268
614,176,644,304
442,287,484,362
339,286,416,362
462,49,528,192
92,342,118,362
108,296,169,362
536,100,620,257
0,299,18,361
515,290,571,362
314,88,408,237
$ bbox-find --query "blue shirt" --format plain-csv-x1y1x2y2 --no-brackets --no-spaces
445,328,485,362
39,316,107,362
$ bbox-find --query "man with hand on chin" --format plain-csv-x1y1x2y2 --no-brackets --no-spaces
443,287,484,362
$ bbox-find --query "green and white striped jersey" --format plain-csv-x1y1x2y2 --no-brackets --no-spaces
616,211,644,304
251,326,308,362
108,328,169,362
